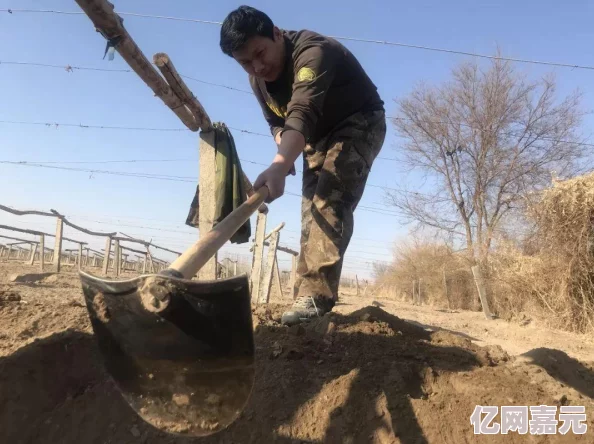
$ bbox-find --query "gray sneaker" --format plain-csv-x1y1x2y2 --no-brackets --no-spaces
281,297,330,326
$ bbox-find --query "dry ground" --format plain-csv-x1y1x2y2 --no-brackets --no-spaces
1,262,593,443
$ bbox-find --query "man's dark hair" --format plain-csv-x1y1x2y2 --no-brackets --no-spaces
220,6,275,56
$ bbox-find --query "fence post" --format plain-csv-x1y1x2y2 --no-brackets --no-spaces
29,243,37,266
37,234,44,271
142,253,147,273
197,130,218,280
355,275,360,296
250,212,267,301
471,265,494,320
146,246,156,273
85,248,90,267
259,230,280,305
272,257,283,299
103,236,111,274
114,239,121,277
78,244,83,271
53,217,64,272
289,254,297,299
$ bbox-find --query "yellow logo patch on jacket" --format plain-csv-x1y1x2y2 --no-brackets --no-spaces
297,67,316,82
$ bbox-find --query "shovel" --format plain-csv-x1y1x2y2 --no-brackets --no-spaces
79,187,268,437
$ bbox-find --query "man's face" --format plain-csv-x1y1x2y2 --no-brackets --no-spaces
232,27,285,82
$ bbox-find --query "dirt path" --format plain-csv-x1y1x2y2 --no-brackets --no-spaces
334,293,594,363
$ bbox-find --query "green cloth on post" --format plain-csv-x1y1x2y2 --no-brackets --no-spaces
213,122,251,244
185,123,251,244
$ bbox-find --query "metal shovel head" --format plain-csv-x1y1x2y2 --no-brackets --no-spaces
79,271,255,437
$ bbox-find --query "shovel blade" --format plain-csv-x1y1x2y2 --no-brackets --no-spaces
79,271,255,437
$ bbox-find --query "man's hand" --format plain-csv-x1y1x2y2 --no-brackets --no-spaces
255,129,305,203
254,162,289,203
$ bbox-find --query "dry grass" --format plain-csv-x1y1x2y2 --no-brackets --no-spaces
374,173,594,334
373,240,478,311
506,172,594,332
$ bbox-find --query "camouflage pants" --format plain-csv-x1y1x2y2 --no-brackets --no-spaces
295,109,386,308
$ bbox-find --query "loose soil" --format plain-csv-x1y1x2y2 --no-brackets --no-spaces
1,262,593,443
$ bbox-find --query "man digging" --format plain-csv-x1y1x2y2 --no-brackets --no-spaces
220,6,386,326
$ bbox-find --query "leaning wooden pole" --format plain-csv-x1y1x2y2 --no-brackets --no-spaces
74,0,199,130
153,53,211,131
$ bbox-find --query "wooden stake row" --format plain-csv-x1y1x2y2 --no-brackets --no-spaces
249,213,298,305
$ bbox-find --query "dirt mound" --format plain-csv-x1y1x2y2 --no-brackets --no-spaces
1,303,593,443
0,290,21,304
8,272,55,284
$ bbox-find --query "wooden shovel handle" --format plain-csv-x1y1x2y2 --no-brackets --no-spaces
169,186,269,278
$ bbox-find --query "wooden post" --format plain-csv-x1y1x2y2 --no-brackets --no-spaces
114,239,121,277
146,246,156,273
142,254,147,273
259,231,280,305
250,212,267,301
7,245,13,261
85,248,90,267
289,254,297,299
443,267,451,309
78,244,84,271
272,257,283,299
38,234,45,272
53,217,64,272
197,130,217,280
471,265,494,320
29,243,37,265
418,278,422,305
103,237,111,274
233,260,238,277
355,275,360,296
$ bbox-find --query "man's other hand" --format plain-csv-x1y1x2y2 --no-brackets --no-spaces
254,163,289,203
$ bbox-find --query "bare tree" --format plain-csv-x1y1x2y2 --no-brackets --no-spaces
389,58,586,262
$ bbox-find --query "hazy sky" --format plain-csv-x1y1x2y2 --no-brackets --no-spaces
1,0,592,278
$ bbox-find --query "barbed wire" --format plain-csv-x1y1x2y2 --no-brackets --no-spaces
2,8,593,71
2,61,591,149
0,161,408,218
